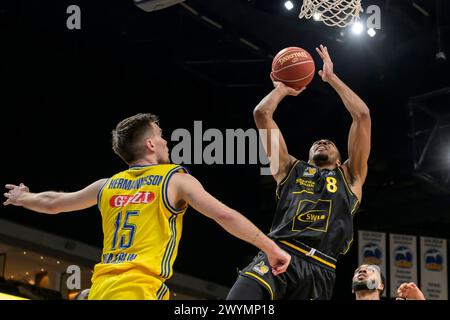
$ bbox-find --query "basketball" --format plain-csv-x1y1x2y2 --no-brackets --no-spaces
271,47,315,90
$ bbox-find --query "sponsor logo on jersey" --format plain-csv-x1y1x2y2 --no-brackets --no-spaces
296,178,316,188
109,192,155,207
303,167,317,177
298,212,326,222
323,170,335,177
292,199,331,232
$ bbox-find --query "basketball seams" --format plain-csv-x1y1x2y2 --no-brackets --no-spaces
272,47,313,71
273,60,314,73
271,68,315,83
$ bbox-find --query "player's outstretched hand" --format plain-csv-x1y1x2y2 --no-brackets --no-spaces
267,247,291,276
396,282,426,300
3,183,29,206
316,44,335,83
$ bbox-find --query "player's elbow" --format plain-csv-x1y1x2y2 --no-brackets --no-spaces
253,107,271,122
44,201,61,214
43,195,63,214
355,106,370,121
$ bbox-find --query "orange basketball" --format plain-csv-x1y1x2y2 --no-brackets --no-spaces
271,47,315,90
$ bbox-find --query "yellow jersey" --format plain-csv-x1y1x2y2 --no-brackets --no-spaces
92,164,189,284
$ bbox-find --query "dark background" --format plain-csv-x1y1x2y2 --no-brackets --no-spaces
0,0,449,299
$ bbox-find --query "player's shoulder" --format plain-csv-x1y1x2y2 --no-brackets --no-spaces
159,163,190,173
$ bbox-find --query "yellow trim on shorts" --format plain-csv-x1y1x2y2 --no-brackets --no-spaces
243,272,274,300
0,293,28,300
279,240,336,269
156,283,169,300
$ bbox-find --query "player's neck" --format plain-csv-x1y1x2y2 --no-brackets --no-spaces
130,155,159,167
309,161,337,171
355,290,381,300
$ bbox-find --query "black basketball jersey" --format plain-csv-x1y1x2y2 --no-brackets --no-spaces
268,160,360,258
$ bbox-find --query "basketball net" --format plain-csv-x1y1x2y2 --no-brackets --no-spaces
299,0,362,28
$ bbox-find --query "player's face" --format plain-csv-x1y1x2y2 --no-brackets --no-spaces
352,264,383,292
309,139,340,165
151,123,170,164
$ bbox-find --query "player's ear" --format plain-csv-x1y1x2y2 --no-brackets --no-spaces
336,158,341,166
145,138,156,151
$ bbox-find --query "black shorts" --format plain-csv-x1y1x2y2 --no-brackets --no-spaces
238,242,336,300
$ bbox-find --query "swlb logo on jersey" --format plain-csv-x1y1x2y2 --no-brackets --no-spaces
424,249,443,271
394,246,413,268
362,243,382,265
292,199,331,232
109,192,155,207
252,261,269,276
303,167,317,177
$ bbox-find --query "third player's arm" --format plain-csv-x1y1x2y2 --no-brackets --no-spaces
3,179,108,214
169,173,291,275
253,82,304,183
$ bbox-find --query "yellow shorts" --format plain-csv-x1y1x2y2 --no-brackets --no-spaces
89,272,169,300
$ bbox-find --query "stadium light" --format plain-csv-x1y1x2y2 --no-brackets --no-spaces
351,22,364,35
284,1,294,11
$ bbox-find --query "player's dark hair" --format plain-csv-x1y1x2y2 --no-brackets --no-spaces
112,113,159,164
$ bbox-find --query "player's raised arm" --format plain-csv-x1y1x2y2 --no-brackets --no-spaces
316,44,371,199
169,173,291,276
253,80,305,183
3,179,108,214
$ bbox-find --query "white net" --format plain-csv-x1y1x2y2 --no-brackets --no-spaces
299,0,362,28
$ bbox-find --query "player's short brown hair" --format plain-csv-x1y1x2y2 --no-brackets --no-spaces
112,113,159,164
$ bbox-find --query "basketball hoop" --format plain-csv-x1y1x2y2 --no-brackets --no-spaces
134,0,185,12
299,0,362,28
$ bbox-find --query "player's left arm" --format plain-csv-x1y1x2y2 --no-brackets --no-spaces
316,45,371,199
3,179,108,214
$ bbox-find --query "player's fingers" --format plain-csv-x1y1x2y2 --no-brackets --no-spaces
3,199,11,205
4,193,11,198
272,266,284,276
289,88,303,96
315,47,325,59
5,184,17,190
